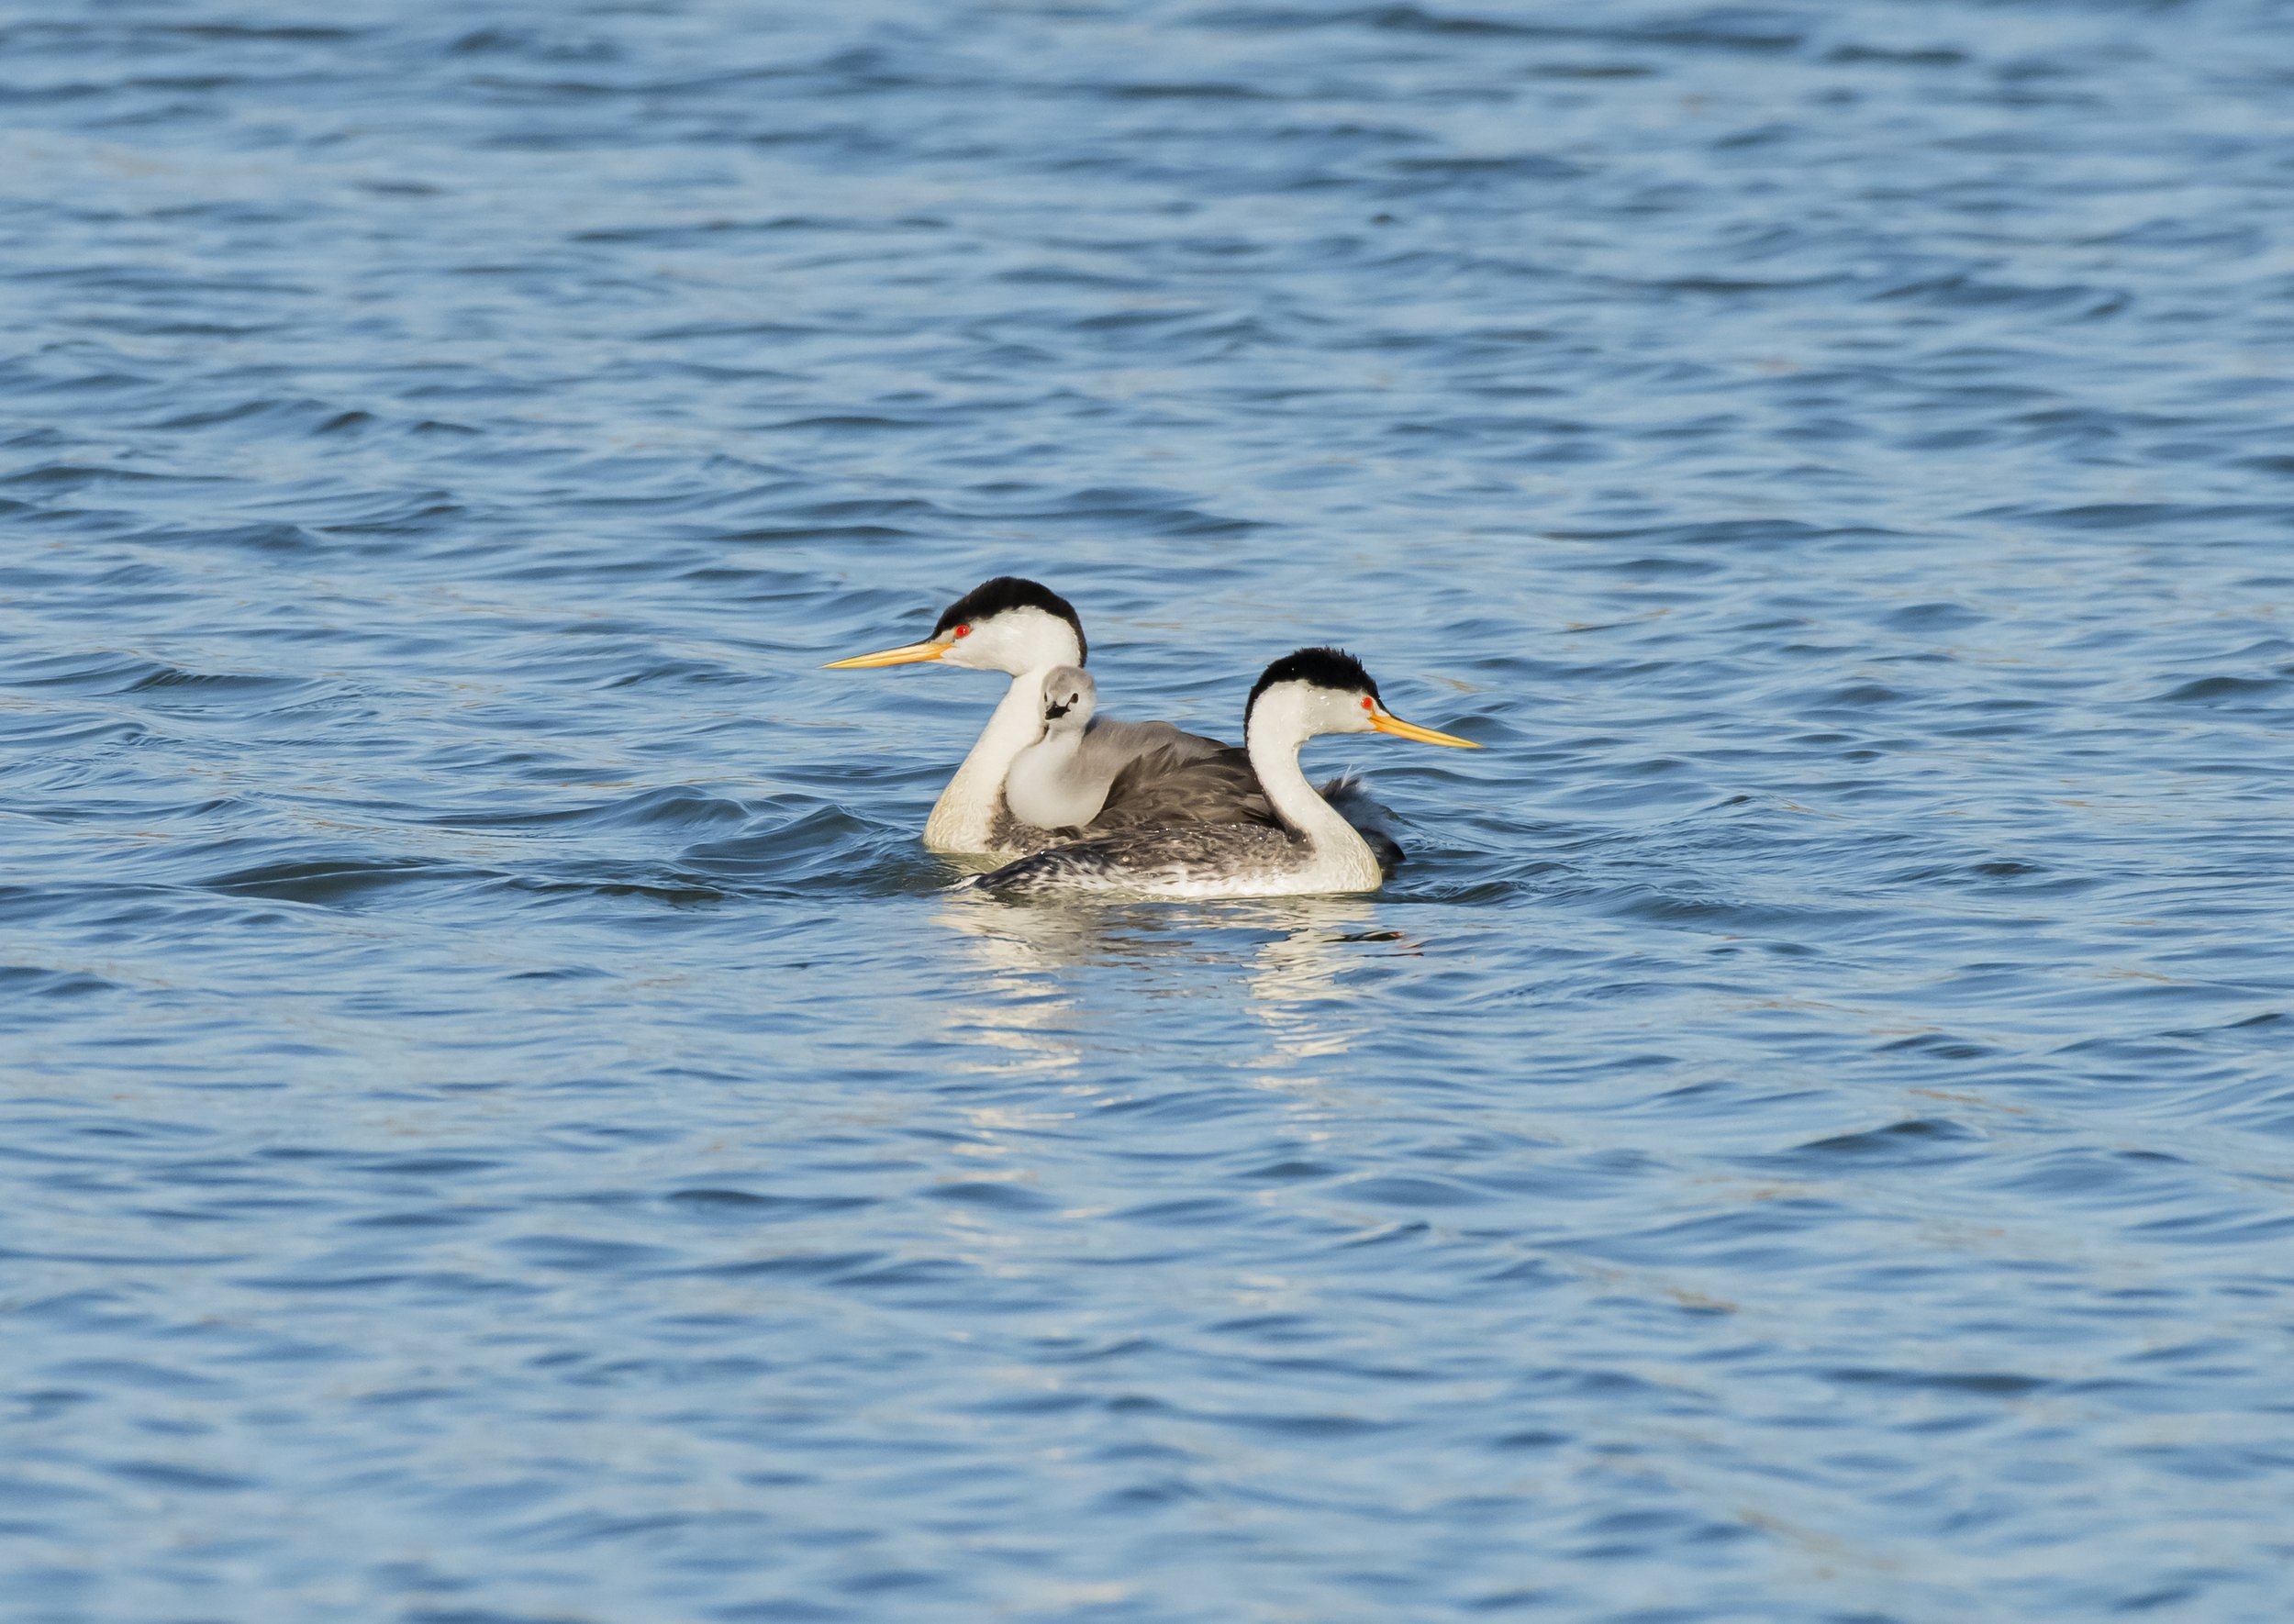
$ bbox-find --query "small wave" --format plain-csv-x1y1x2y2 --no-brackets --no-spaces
0,964,117,998
1789,1118,1982,1162
14,652,307,701
2153,673,2287,706
200,857,483,907
429,786,755,834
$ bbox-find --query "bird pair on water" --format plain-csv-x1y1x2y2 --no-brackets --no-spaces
825,577,1480,899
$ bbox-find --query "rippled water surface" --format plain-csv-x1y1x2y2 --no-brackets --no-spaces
7,2,2294,1619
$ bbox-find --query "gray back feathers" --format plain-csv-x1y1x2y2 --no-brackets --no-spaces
1094,747,1403,873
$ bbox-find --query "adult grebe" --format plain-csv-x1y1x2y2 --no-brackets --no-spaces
824,579,1402,862
823,578,1227,856
968,648,1479,898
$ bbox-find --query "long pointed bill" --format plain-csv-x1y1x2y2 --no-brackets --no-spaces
1370,708,1481,749
822,638,951,670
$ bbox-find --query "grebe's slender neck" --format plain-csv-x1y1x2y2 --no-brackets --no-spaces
923,620,1082,854
1244,690,1383,890
925,666,1058,852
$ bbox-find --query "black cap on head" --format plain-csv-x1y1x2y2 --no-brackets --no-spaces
932,577,1086,663
1246,646,1377,725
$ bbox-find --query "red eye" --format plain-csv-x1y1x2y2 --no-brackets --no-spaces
1360,696,1374,711
952,625,971,638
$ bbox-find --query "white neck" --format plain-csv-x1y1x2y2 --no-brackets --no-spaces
1246,692,1383,891
1003,725,1089,830
925,666,1059,853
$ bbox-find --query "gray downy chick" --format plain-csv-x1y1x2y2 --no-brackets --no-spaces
1003,665,1110,830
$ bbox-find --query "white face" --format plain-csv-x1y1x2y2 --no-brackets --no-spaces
941,606,1084,675
1251,680,1380,745
1039,666,1095,733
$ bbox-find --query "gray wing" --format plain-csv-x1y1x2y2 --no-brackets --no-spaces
1075,717,1227,776
1094,740,1274,829
1092,747,1406,875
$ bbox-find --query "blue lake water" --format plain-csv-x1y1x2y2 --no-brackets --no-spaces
6,2,2294,1619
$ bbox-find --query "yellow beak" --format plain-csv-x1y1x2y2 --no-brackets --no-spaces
822,638,951,670
1370,708,1481,749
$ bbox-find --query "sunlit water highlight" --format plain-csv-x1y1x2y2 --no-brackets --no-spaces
5,3,2293,1620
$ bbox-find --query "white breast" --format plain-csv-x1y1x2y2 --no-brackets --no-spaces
1004,732,1107,830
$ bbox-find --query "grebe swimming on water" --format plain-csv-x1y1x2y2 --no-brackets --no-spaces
825,580,1401,861
968,648,1478,899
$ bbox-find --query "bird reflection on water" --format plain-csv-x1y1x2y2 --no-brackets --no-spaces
930,898,1421,1083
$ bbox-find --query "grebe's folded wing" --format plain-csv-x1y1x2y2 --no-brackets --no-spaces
1092,746,1404,873
1075,717,1226,771
1093,740,1273,829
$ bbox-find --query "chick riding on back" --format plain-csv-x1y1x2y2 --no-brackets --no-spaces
1003,666,1107,830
